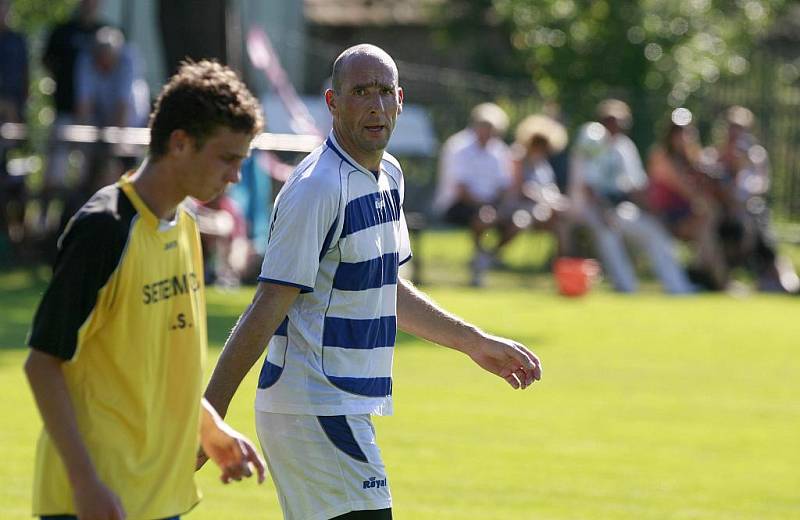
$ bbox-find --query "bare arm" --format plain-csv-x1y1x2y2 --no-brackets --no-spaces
396,278,542,389
24,350,126,520
204,281,300,418
510,157,525,195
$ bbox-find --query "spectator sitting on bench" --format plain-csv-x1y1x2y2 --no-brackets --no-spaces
510,114,572,258
433,103,517,286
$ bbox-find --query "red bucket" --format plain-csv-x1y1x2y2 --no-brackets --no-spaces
553,257,601,297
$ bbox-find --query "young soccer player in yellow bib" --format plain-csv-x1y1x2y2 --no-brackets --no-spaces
25,60,266,520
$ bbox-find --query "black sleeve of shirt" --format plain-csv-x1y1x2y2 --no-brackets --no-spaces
28,212,127,360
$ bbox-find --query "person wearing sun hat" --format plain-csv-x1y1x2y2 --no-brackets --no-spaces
508,113,572,256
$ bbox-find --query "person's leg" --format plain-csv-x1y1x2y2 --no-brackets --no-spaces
619,211,694,294
468,205,496,286
494,219,522,252
690,212,729,290
582,208,638,292
256,412,392,520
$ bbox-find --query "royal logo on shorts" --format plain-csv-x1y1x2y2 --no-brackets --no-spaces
362,476,387,490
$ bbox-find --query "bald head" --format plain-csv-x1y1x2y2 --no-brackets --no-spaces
331,44,398,94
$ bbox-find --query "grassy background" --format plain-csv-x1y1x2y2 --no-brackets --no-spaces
1,230,799,519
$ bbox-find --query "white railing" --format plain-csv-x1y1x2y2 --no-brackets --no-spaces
0,122,321,153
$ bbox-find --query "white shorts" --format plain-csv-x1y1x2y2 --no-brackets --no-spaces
256,411,392,520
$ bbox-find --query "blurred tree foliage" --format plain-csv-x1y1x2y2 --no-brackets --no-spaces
6,0,75,34
3,0,78,186
436,0,791,145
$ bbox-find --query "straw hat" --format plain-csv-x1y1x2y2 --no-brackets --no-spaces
470,103,509,134
514,114,569,154
726,105,754,129
596,99,632,130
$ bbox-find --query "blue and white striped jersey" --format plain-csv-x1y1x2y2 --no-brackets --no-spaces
256,133,412,416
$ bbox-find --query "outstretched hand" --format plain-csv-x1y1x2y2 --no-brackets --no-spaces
467,334,542,389
198,419,266,485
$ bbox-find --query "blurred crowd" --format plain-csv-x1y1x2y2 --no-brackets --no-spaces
1,0,148,256
434,100,800,294
1,0,798,294
0,0,263,287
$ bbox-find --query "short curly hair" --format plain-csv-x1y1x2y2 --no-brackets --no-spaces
148,60,263,159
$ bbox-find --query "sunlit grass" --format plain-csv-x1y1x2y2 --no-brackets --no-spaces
1,230,799,519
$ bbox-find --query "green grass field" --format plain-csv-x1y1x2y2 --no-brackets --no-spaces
1,230,799,519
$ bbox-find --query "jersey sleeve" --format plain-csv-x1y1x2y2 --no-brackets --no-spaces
398,209,412,265
394,163,412,265
617,137,649,190
258,175,340,293
28,213,125,360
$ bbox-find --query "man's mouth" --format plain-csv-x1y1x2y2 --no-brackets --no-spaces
365,125,385,133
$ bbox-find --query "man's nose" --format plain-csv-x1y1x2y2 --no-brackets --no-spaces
227,164,242,184
369,93,384,112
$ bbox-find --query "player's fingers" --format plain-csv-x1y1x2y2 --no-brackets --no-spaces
505,372,521,389
514,366,533,389
513,343,542,382
228,464,244,481
506,352,534,388
506,343,534,370
224,463,243,482
235,438,249,459
530,352,543,381
220,462,239,484
243,441,267,483
239,449,254,480
228,443,250,481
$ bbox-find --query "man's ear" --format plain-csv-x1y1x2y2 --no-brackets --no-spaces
167,129,191,157
397,86,404,114
325,89,336,114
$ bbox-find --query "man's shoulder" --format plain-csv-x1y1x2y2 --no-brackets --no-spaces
62,184,136,245
613,134,640,155
488,136,511,154
443,129,475,153
381,152,403,176
282,147,344,197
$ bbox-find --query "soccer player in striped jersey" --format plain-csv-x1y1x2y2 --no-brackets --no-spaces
203,45,542,520
25,60,266,520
